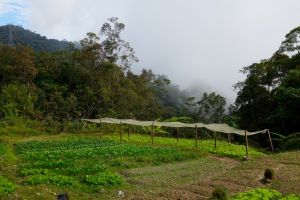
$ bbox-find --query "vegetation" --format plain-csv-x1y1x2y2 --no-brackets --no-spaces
0,25,72,52
105,134,264,159
209,186,229,200
0,16,299,200
232,188,300,200
0,176,16,196
14,137,199,189
264,168,275,180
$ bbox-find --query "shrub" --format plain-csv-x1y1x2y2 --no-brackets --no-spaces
209,186,229,200
0,176,16,196
264,168,274,180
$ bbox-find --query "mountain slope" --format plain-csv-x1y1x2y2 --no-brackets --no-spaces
0,25,72,52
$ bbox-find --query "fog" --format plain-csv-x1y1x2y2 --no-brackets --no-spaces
1,0,300,103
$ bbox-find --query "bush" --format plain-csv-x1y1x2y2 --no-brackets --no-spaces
264,168,274,180
0,176,16,196
209,186,229,200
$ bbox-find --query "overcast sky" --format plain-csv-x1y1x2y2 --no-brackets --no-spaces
1,0,300,103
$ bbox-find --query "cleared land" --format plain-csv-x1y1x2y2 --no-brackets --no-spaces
0,133,299,199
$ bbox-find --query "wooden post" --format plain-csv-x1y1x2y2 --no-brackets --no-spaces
176,127,179,142
99,119,102,138
151,122,154,144
119,122,122,143
214,132,217,148
128,125,130,138
227,133,230,143
200,128,202,142
267,129,274,154
245,130,248,160
195,125,198,149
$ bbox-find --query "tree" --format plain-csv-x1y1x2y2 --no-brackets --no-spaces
0,84,35,118
100,17,138,69
197,92,226,123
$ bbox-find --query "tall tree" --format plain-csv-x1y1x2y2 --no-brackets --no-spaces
197,92,226,123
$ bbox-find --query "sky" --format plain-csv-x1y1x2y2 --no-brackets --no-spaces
1,0,300,103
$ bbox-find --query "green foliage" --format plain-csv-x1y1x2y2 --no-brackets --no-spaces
0,143,6,155
163,116,194,123
26,174,77,186
85,172,122,186
197,92,226,123
209,186,229,200
232,188,300,200
0,84,35,117
0,25,71,52
235,34,300,135
0,176,16,196
15,137,199,188
106,134,264,160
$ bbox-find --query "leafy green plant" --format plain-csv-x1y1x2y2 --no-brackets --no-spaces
85,172,123,186
26,174,77,186
0,176,16,196
232,188,300,200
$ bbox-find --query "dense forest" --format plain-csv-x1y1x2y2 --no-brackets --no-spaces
0,25,72,52
0,18,299,142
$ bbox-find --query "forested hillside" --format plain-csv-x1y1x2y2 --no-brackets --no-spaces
0,25,72,52
0,18,299,142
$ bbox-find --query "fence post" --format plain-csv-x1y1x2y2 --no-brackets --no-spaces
99,119,102,138
245,130,248,160
267,129,274,154
119,122,122,143
151,122,154,144
128,125,130,138
214,132,217,148
195,125,198,149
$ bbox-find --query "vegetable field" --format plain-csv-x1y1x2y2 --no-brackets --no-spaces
0,134,299,199
105,134,265,159
15,137,199,188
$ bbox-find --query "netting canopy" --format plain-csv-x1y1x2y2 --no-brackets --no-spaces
82,118,268,136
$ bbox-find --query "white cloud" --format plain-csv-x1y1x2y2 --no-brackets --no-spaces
0,0,23,13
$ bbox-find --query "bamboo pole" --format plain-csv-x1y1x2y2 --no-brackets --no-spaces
245,130,248,160
267,129,274,154
195,125,198,149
